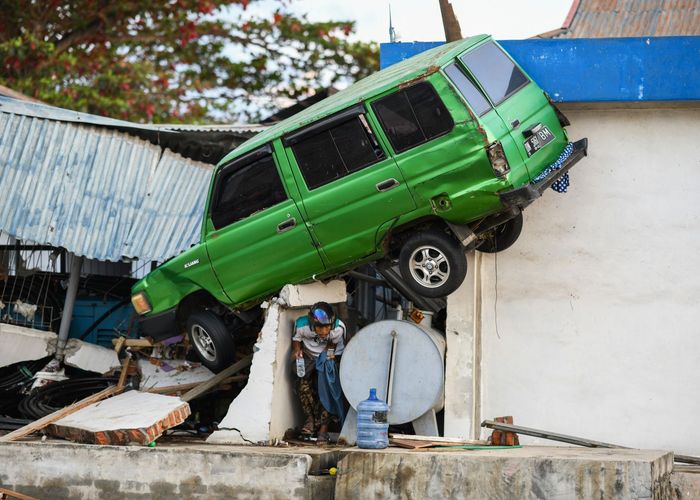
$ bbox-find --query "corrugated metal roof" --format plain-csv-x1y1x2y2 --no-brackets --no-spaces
0,111,212,263
540,0,700,38
0,97,263,164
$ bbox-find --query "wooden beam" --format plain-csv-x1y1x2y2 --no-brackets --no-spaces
117,356,130,389
0,486,38,500
0,385,122,442
180,354,253,403
112,338,154,348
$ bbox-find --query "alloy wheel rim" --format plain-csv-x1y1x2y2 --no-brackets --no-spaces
191,324,217,362
408,245,450,289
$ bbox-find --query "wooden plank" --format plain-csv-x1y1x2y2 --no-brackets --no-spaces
117,356,130,389
390,433,486,445
0,385,122,442
113,336,126,354
0,487,38,500
180,354,253,403
111,338,154,348
390,438,435,449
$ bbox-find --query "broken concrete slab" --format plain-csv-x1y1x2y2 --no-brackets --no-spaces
335,446,673,499
138,359,214,390
49,390,190,445
0,323,56,368
207,301,301,445
62,339,120,374
279,280,346,308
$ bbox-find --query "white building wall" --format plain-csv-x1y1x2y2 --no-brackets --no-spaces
476,106,700,455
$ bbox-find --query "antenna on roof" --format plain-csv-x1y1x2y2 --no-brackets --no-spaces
389,4,397,43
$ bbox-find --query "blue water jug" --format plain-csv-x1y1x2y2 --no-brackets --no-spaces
356,388,389,449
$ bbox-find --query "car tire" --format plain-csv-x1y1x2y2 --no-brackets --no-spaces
186,311,236,373
476,212,523,254
399,230,468,298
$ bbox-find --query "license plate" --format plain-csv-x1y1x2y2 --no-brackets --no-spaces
523,125,555,157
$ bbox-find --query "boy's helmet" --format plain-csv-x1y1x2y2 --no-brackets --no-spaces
309,302,335,327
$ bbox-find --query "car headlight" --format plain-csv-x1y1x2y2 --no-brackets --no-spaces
131,292,152,315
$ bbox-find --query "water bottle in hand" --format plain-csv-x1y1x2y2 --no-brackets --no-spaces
296,356,305,377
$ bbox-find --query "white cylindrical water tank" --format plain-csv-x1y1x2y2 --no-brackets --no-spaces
339,319,445,425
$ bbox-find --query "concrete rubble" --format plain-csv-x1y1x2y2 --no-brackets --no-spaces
62,339,121,374
0,323,56,368
138,359,214,390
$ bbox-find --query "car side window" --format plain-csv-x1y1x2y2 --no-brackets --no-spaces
443,62,492,117
210,152,287,230
291,115,385,190
459,41,529,106
372,81,454,154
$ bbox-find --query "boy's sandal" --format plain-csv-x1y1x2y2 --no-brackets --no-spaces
301,418,315,435
316,432,329,444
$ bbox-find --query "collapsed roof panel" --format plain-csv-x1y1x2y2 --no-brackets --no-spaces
0,106,211,263
0,96,265,164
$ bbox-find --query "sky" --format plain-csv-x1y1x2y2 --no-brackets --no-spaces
247,0,574,42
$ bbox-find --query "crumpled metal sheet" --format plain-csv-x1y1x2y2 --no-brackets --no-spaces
0,111,212,263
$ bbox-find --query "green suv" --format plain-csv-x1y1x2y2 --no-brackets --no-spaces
132,35,587,370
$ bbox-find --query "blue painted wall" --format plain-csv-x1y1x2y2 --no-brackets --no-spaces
380,37,700,102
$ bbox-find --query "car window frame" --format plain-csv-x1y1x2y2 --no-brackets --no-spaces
442,61,493,118
370,80,455,155
283,106,388,191
458,40,530,107
209,144,290,230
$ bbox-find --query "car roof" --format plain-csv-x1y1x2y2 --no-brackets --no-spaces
218,34,490,165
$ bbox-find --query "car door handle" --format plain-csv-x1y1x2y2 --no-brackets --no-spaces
276,217,296,233
376,178,400,192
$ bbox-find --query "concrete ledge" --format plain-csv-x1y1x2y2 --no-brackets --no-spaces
0,441,338,500
335,446,673,499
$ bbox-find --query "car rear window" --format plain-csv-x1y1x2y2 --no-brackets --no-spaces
443,62,492,116
372,82,454,154
460,41,529,106
211,153,287,229
291,115,384,190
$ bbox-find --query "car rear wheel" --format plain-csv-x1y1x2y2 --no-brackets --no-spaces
399,230,467,298
186,311,235,373
476,212,523,253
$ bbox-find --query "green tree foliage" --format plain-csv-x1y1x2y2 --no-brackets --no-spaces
0,0,379,123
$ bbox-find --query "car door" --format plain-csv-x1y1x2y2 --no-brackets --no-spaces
205,145,325,305
458,40,568,179
282,105,416,268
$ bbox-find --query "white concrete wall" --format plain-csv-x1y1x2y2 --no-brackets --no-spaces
473,106,700,455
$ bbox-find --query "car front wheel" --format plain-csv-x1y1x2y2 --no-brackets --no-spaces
186,311,236,373
399,230,468,298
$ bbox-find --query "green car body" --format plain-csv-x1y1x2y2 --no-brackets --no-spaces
132,35,587,364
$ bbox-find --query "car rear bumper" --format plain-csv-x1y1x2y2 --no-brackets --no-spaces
499,138,588,208
138,307,178,340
